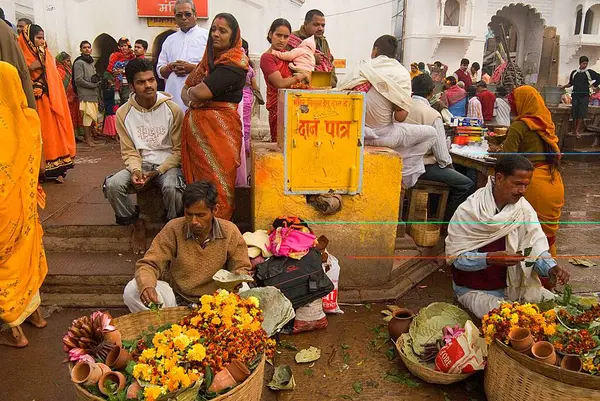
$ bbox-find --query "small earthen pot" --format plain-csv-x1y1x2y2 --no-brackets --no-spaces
226,359,251,383
104,330,122,347
71,360,103,386
508,327,534,353
98,371,126,396
126,381,143,399
560,355,583,372
531,341,557,365
209,368,237,393
388,308,414,340
105,346,131,370
97,363,112,375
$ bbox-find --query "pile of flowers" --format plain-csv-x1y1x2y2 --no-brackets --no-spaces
558,304,600,328
482,302,557,345
583,350,600,374
552,329,598,355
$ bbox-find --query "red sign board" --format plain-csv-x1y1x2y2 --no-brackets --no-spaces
137,0,208,18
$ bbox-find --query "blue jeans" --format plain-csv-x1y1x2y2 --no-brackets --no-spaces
104,165,185,225
420,164,475,221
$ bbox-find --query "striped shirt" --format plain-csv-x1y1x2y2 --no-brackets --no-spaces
467,97,484,123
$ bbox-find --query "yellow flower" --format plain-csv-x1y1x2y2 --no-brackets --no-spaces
211,316,222,326
133,363,153,382
173,333,191,351
144,386,163,401
170,324,184,337
152,332,167,347
187,343,207,362
186,328,201,341
544,324,556,336
247,296,260,308
140,348,156,362
200,294,215,305
510,313,519,325
249,320,262,332
189,369,201,383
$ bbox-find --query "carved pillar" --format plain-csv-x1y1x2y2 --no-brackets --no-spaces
440,0,447,27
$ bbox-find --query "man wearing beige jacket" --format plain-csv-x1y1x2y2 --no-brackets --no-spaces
104,58,185,253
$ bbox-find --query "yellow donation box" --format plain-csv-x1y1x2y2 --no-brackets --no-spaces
276,90,365,194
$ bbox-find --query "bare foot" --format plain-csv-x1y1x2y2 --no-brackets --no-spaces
131,219,147,255
0,326,29,348
56,176,65,184
25,308,47,329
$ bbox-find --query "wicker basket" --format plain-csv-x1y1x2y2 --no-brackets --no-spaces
73,307,265,401
485,341,600,401
410,224,440,247
395,337,474,385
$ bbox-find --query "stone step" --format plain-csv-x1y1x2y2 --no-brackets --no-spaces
564,147,600,162
562,132,600,151
41,293,126,308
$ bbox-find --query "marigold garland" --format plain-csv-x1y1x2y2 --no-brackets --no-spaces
481,302,557,345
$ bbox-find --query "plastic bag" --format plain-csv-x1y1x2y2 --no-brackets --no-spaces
434,320,487,374
293,299,328,334
322,254,344,314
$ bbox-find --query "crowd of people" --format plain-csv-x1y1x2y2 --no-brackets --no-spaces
0,0,573,347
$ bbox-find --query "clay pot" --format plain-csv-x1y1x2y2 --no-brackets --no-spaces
560,355,583,372
97,363,112,375
98,371,126,396
71,360,103,386
388,308,414,340
208,368,237,393
531,341,557,365
508,327,534,353
126,381,143,399
226,359,251,383
105,346,131,370
104,330,122,347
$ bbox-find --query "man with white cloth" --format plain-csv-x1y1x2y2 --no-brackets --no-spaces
157,0,208,111
338,35,436,188
446,155,570,319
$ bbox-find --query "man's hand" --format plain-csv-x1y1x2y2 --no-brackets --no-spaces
143,170,159,185
174,60,195,76
140,287,160,306
549,265,570,285
486,251,526,267
131,170,145,189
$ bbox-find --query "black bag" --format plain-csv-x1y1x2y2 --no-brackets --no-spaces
255,249,334,309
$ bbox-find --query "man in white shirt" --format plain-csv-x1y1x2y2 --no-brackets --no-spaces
157,0,208,111
407,74,474,221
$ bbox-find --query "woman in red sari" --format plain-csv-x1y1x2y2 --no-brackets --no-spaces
260,19,309,142
56,52,82,140
181,13,249,220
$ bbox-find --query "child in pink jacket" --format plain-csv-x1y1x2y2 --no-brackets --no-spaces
272,36,316,82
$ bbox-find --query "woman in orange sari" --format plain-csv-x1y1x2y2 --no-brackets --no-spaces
181,13,249,220
0,61,48,348
18,24,75,183
501,85,565,258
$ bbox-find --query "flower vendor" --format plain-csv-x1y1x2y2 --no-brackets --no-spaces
123,180,252,312
445,155,570,319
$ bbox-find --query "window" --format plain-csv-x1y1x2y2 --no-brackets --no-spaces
584,9,594,34
444,0,460,27
575,8,582,34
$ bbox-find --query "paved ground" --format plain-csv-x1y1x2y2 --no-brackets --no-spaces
1,144,599,400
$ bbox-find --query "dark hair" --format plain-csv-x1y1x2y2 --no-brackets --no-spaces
0,8,5,19
496,86,508,97
242,38,249,54
183,181,218,210
79,40,91,49
118,37,130,47
305,9,324,23
476,80,487,88
412,74,435,98
467,85,477,97
135,39,148,50
580,56,589,64
460,58,470,65
267,18,291,43
434,61,442,68
125,58,154,85
446,76,457,86
28,24,43,42
471,62,480,71
18,17,32,25
418,62,425,70
208,13,239,71
495,155,534,177
373,35,398,58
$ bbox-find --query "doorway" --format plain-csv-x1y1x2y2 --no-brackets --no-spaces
92,33,118,76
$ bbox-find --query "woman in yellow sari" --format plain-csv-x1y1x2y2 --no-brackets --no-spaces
501,85,565,257
0,61,48,348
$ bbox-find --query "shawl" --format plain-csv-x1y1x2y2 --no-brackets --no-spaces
18,24,48,98
513,85,561,157
55,51,72,90
443,84,467,107
446,177,549,301
0,20,36,109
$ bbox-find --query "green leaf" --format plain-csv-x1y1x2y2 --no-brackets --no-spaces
383,370,420,387
278,340,299,351
204,365,213,390
303,368,314,376
385,347,398,361
365,303,372,311
341,343,350,350
125,360,136,376
340,395,354,400
343,352,351,364
524,247,533,257
352,382,363,394
409,302,470,355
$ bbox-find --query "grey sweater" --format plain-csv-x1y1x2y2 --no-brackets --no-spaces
73,58,99,102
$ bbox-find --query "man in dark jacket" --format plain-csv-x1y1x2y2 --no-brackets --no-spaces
561,55,600,138
73,40,100,147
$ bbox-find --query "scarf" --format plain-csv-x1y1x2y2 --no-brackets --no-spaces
186,14,248,88
55,51,72,90
337,55,412,112
446,177,548,301
513,85,561,157
443,84,467,106
20,24,48,97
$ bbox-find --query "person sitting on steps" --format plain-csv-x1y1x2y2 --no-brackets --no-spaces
103,58,185,254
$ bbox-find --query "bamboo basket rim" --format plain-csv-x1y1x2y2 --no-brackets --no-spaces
410,223,440,247
395,336,474,384
71,307,265,401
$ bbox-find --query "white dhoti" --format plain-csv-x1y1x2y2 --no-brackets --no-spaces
365,123,437,188
123,279,178,313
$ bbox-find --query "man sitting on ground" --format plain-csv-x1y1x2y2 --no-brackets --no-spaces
104,58,185,254
446,155,570,319
123,181,252,312
338,35,436,188
407,74,474,221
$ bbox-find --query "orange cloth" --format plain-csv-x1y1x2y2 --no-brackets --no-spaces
182,15,248,220
513,85,561,157
18,25,75,179
0,61,48,326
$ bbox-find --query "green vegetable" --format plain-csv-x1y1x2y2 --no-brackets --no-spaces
408,302,470,355
352,382,363,394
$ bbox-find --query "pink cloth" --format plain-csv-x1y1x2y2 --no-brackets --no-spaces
272,36,316,72
235,101,248,187
267,227,317,260
103,115,117,137
243,66,255,155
